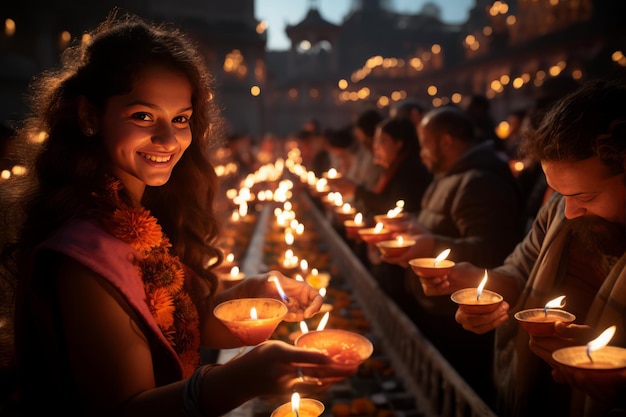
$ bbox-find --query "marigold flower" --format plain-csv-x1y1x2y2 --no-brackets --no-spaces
111,207,162,253
147,287,175,330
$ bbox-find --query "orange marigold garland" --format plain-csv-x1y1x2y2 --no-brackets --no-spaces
98,178,200,377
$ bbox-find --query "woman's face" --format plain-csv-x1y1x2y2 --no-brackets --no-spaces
99,65,193,201
372,128,403,169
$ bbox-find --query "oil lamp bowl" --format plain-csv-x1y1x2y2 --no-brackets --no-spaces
294,329,373,366
408,258,455,278
270,398,325,417
450,288,503,314
213,298,287,346
357,227,393,244
514,308,576,337
376,239,416,257
553,346,626,370
218,271,246,290
374,213,409,225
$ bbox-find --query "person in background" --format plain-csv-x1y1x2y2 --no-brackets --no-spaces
295,128,332,178
389,99,428,134
325,124,373,191
463,94,503,153
352,108,385,191
382,106,522,404
416,79,626,417
330,117,432,331
0,12,356,417
330,117,431,218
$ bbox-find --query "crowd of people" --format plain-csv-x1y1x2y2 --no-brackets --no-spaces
0,8,625,417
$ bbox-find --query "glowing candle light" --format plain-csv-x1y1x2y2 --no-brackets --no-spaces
300,321,309,335
374,222,384,233
433,248,451,267
354,212,363,225
544,295,566,316
587,325,616,361
292,392,300,417
268,275,290,302
319,287,326,297
476,270,488,301
300,259,309,274
316,311,329,331
285,230,294,245
250,307,258,320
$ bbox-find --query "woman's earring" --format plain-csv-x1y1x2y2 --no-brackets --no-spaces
83,127,96,137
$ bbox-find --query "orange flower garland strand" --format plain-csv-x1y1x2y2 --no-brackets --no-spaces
99,179,200,378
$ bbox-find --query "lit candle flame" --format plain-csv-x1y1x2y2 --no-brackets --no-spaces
300,321,309,335
586,325,616,362
544,295,566,316
250,307,258,320
300,259,308,273
291,392,300,417
230,266,240,278
319,287,326,297
395,200,405,208
327,168,338,178
354,212,363,225
342,203,352,213
374,222,384,233
285,230,294,245
476,270,488,301
316,311,329,331
294,274,304,281
268,275,290,303
433,248,451,266
225,253,235,263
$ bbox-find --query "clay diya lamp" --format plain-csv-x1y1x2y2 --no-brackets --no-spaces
451,270,504,315
213,298,287,346
271,393,325,417
358,222,393,244
344,212,365,239
514,296,576,337
374,211,411,233
294,328,373,366
408,248,454,277
334,203,356,223
304,268,331,290
553,325,626,371
218,265,246,290
212,252,237,275
376,235,416,257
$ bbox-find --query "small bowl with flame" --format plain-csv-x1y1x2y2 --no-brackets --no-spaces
408,249,454,278
515,296,575,337
376,235,416,257
358,222,393,244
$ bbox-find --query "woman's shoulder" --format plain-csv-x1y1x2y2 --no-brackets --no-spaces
37,219,140,288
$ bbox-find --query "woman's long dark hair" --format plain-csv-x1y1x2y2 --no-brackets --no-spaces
2,11,224,293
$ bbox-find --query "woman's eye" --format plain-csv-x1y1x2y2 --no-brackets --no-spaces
132,112,153,122
173,115,190,124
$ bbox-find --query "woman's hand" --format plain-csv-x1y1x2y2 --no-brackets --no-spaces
234,340,358,395
236,271,323,321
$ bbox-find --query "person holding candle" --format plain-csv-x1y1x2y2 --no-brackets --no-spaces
416,79,626,417
381,105,523,404
0,12,357,417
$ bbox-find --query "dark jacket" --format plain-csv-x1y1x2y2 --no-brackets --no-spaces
417,141,522,268
353,154,431,220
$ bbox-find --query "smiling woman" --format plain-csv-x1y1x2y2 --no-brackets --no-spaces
0,9,356,417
